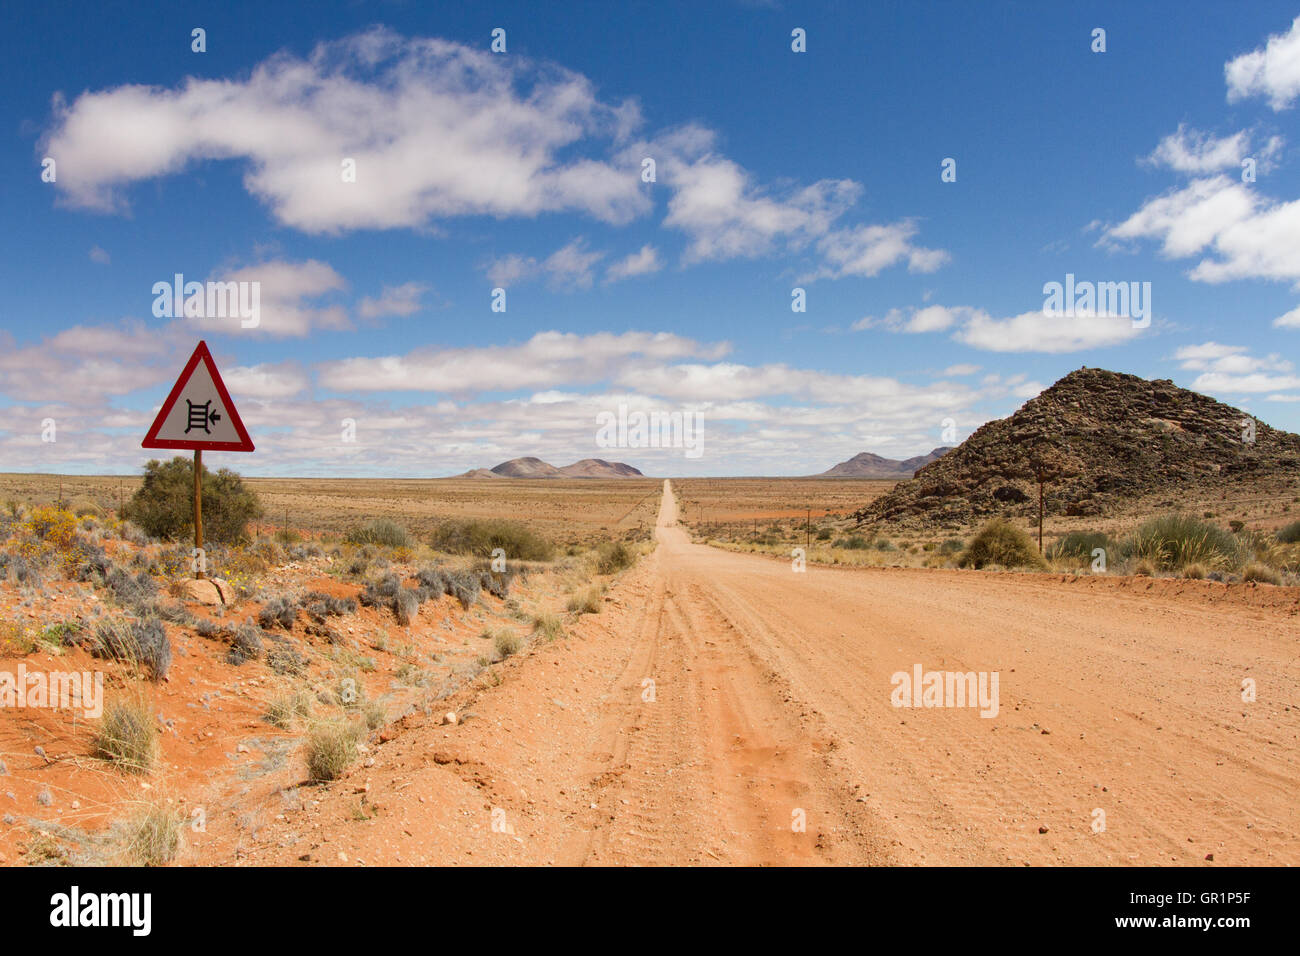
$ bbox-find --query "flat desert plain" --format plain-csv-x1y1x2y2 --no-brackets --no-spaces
0,474,1296,866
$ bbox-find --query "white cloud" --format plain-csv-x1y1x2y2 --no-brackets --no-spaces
1273,304,1300,328
223,361,310,400
88,245,110,264
192,259,348,337
317,330,728,393
486,238,606,290
1143,124,1282,174
41,29,648,232
942,364,981,376
955,310,1144,353
0,321,182,403
860,304,1143,353
1103,175,1300,284
605,244,661,282
1174,341,1300,392
806,221,949,281
358,282,428,319
1226,16,1300,110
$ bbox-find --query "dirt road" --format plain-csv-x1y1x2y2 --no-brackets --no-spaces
224,479,1298,866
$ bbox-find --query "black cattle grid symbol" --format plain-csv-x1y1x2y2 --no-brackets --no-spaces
185,399,222,435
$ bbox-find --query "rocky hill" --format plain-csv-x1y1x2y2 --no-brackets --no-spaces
852,368,1300,529
819,447,951,478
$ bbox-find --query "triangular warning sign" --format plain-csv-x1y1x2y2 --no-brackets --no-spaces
142,341,255,452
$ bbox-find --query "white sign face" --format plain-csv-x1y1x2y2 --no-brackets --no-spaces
152,359,242,444
142,341,255,451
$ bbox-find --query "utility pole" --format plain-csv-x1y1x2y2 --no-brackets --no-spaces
806,506,810,551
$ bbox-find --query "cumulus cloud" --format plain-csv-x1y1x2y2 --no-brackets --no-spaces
41,28,648,232
0,321,182,403
317,330,729,393
955,310,1144,353
222,360,310,400
1272,304,1300,328
1174,341,1300,393
605,244,661,282
1143,124,1282,174
485,238,606,290
88,245,110,264
190,259,348,337
357,282,428,319
1102,175,1300,284
1225,16,1300,110
857,304,1144,353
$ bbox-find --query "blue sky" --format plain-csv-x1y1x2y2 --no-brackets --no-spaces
2,0,1299,477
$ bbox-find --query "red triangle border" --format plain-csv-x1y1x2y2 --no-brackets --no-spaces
141,340,255,452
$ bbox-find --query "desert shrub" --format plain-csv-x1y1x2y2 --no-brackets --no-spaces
494,629,522,659
362,700,386,731
0,620,35,656
258,595,299,630
1243,563,1282,585
94,693,158,773
478,569,515,599
416,567,450,592
359,573,402,608
274,527,303,547
1048,530,1110,562
1127,514,1237,571
302,591,356,617
266,641,307,675
195,618,219,639
938,538,965,555
430,519,555,562
91,617,172,680
125,803,181,866
1133,560,1155,577
394,588,419,626
104,566,159,610
0,552,44,588
833,536,871,550
1182,564,1207,580
447,571,481,609
265,691,313,729
958,519,1046,570
227,624,264,665
815,527,833,541
567,585,604,615
344,519,409,549
1277,521,1300,544
69,498,102,518
1229,520,1246,534
125,457,262,545
306,721,360,783
532,613,564,642
874,538,897,552
70,540,112,582
595,540,636,574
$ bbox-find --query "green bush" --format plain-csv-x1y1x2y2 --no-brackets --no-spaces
306,721,360,783
1048,530,1110,562
1276,521,1300,544
344,519,409,548
94,693,158,774
1127,514,1237,571
958,519,1046,570
430,519,555,561
595,540,636,574
125,457,262,545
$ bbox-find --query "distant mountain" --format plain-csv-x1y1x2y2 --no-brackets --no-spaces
458,457,646,479
818,447,951,478
557,458,646,478
490,456,565,478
